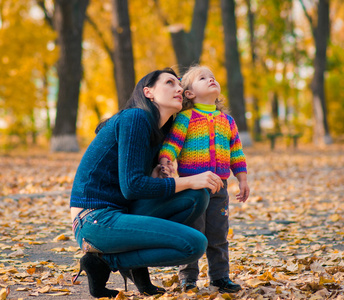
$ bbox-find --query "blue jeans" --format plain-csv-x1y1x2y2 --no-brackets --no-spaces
73,189,209,271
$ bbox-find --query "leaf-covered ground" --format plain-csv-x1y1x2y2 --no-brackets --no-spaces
0,144,343,300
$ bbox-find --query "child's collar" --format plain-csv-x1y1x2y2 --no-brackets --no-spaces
194,103,217,112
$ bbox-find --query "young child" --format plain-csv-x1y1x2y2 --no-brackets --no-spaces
159,65,249,293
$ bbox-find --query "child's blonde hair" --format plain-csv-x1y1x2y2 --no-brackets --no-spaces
181,65,225,112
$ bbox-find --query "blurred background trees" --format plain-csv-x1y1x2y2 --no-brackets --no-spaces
0,0,343,151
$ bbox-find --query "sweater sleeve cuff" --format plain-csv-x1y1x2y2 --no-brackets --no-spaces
164,177,176,197
159,152,174,162
232,165,248,176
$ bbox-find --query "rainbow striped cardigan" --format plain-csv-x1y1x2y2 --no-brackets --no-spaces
159,108,247,179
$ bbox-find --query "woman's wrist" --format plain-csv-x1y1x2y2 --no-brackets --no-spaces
174,177,191,193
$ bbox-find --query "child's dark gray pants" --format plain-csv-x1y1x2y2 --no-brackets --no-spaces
179,180,229,281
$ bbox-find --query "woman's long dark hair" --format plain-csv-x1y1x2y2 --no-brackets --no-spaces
95,68,178,146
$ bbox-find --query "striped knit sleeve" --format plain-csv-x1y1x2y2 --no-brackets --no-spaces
227,115,247,175
159,111,191,162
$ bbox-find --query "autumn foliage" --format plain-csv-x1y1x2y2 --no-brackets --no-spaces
1,0,344,149
0,145,343,299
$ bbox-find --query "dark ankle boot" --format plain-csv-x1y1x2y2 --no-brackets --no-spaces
73,253,119,298
120,267,166,295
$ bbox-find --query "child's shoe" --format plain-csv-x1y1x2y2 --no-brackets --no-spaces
210,277,241,293
180,279,197,292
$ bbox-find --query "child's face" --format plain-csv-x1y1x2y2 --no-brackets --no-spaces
187,69,221,104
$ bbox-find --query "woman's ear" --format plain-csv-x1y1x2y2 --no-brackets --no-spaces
143,87,154,100
185,90,195,100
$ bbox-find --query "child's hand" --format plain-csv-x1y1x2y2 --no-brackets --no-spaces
235,172,250,202
236,181,250,202
151,164,174,178
159,159,175,178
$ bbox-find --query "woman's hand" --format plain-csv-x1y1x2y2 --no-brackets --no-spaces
151,164,162,178
174,171,223,194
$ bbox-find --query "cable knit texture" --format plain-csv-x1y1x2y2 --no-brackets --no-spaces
70,108,176,209
159,107,247,179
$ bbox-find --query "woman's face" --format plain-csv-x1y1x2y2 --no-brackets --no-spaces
144,73,183,115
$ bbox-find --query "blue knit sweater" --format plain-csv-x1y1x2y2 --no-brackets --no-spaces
70,108,176,209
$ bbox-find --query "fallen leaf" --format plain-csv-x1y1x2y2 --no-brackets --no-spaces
162,274,178,287
0,287,9,300
53,234,69,242
246,278,266,287
115,291,127,299
37,285,51,293
8,249,24,258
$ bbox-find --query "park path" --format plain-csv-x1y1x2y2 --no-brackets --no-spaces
1,144,344,299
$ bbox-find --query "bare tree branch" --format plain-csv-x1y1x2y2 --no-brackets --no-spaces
152,0,170,27
298,0,316,38
36,0,54,29
153,0,209,74
85,14,114,63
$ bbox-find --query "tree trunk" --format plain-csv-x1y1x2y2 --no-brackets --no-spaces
311,0,332,144
51,0,89,152
43,64,52,139
221,0,252,146
246,0,261,141
111,0,135,110
272,92,281,133
167,0,209,75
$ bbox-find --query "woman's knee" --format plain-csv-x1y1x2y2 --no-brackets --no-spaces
182,188,209,209
194,188,210,210
185,188,210,220
187,229,208,262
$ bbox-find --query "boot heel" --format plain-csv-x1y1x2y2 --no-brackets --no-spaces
72,269,82,284
119,270,130,292
122,274,128,292
78,253,119,298
120,267,165,295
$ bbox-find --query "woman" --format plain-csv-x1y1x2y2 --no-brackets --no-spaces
70,68,224,298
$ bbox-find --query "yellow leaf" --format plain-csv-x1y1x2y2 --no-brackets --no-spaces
53,234,69,242
319,276,335,285
16,287,30,291
246,278,266,287
257,271,277,282
28,241,45,245
162,274,179,287
38,285,51,293
227,228,234,238
51,247,66,252
0,287,9,300
328,214,340,222
47,292,70,296
114,291,127,300
65,246,80,252
274,272,290,281
26,266,36,275
0,267,17,275
221,293,234,299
